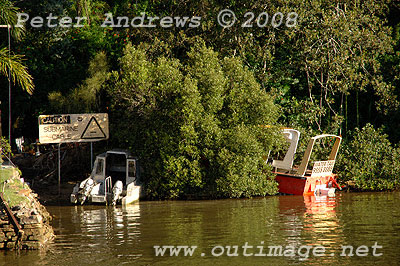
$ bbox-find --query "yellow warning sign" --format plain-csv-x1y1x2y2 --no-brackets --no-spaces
39,113,109,144
81,117,107,139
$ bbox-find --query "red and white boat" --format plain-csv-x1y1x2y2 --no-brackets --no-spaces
271,129,342,196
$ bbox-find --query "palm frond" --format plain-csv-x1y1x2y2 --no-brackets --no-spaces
0,0,25,40
0,47,34,94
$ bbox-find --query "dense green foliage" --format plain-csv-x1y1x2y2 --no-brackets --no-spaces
2,0,400,195
107,43,281,198
336,124,400,190
0,136,12,163
48,51,109,112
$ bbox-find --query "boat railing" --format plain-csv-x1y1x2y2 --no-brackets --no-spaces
311,160,335,177
105,176,112,196
296,134,341,177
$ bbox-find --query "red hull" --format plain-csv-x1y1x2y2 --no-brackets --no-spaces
275,173,307,195
275,172,338,195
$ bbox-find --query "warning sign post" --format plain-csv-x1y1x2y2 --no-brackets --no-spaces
38,113,109,144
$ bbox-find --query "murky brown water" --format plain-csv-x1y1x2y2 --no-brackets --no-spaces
1,192,400,266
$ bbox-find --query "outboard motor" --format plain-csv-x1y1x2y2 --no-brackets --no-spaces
314,183,335,197
71,183,80,204
79,178,95,205
112,180,123,205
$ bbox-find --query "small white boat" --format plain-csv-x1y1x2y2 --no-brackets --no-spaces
70,149,142,205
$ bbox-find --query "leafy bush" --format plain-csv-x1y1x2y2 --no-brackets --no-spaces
107,42,282,199
48,51,109,113
0,137,12,164
336,124,400,190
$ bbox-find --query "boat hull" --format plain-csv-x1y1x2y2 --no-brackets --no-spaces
275,173,307,195
275,172,338,195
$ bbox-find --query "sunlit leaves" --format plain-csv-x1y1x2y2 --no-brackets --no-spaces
107,42,281,199
0,47,34,94
0,0,33,94
336,124,400,190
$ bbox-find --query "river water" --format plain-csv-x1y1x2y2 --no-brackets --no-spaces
1,192,400,266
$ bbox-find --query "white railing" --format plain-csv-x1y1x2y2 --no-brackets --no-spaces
105,176,112,195
311,160,335,177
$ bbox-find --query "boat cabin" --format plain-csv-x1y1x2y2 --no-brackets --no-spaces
91,149,139,187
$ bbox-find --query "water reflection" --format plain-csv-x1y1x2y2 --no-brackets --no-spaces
2,192,399,265
69,204,141,239
277,195,343,264
47,204,143,265
304,195,343,264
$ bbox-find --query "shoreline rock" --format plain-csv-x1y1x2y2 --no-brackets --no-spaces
0,167,54,250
